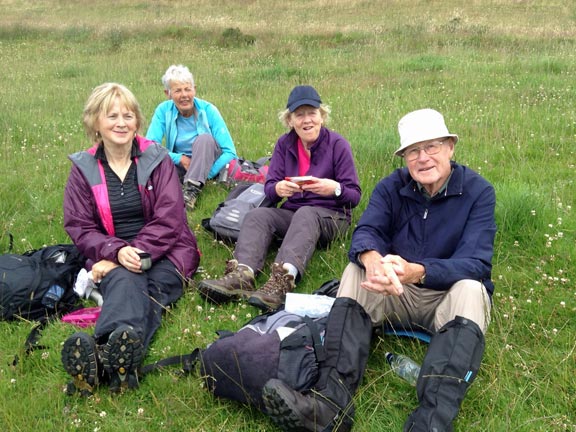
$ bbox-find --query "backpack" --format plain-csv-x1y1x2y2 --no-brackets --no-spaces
201,182,275,243
0,244,86,321
140,279,340,411
222,156,270,186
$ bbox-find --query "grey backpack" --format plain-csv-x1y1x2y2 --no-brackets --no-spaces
201,182,275,243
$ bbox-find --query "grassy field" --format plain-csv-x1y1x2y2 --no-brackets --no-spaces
1,1,575,431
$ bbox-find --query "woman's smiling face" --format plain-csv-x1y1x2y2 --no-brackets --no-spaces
289,105,323,147
97,97,137,148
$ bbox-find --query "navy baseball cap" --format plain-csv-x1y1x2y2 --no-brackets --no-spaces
286,85,322,112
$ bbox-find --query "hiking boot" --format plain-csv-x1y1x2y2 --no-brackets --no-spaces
183,180,202,210
102,325,144,394
61,332,100,397
197,259,256,304
248,263,295,311
262,378,351,432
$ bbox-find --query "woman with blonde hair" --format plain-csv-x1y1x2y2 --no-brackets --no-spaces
61,83,199,395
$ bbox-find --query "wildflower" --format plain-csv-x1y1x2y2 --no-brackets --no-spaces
560,301,565,307
196,305,203,312
99,411,107,418
230,314,237,321
41,351,49,360
137,408,144,416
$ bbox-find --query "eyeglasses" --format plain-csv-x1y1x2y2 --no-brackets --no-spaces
402,139,447,161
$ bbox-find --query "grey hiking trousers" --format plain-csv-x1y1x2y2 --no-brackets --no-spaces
234,206,349,279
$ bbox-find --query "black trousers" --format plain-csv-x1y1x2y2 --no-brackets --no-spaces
94,258,183,350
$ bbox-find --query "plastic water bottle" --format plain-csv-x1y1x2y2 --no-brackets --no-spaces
219,163,229,183
386,352,421,386
42,284,65,309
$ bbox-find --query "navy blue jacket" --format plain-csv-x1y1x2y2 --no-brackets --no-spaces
348,162,496,296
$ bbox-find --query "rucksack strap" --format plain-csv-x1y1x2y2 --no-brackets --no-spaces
139,348,201,377
302,316,327,363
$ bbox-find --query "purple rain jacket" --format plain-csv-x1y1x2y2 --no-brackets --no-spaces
63,135,200,278
264,127,361,222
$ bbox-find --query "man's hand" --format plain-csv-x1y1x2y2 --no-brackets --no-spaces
359,251,404,296
381,254,426,286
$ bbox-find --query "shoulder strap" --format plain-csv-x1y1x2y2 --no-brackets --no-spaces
303,316,327,363
255,156,271,167
140,348,201,377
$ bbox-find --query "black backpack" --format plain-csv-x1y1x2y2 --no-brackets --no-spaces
141,279,340,410
0,244,86,321
201,182,275,244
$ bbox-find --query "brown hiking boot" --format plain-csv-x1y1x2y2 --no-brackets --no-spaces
198,259,255,304
262,378,352,432
248,263,295,311
183,180,202,211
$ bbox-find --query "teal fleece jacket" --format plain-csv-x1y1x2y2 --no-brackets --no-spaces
146,98,237,179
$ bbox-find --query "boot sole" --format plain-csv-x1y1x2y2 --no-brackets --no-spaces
198,281,253,304
61,332,99,396
102,326,144,394
262,380,310,432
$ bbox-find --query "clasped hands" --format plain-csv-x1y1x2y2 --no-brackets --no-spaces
276,177,339,198
360,251,425,297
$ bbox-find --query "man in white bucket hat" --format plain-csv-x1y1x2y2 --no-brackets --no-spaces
263,109,496,432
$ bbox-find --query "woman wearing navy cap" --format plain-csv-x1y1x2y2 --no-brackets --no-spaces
199,85,361,311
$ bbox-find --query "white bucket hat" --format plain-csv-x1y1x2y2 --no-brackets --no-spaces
395,108,459,156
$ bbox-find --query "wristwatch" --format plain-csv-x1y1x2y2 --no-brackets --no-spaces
419,272,426,285
334,183,342,197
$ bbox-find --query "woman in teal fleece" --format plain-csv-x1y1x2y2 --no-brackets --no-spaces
146,64,237,210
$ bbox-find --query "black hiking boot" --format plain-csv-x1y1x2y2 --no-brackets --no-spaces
263,378,351,432
102,325,144,394
61,332,100,397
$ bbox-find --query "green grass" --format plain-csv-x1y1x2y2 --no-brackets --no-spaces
1,1,575,430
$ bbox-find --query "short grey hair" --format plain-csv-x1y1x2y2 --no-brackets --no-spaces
161,65,195,91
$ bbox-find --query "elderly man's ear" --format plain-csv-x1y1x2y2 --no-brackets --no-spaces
164,89,170,99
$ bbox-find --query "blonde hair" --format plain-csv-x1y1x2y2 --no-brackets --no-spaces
83,83,144,144
278,104,331,129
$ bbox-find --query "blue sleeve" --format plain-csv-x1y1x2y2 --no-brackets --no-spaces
205,104,237,178
348,179,395,265
146,104,181,165
422,184,496,290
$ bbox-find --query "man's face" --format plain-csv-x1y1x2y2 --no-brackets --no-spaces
403,137,455,196
166,81,196,117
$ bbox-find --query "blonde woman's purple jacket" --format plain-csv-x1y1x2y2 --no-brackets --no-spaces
63,135,200,278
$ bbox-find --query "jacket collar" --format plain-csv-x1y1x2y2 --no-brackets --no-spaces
400,161,464,200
